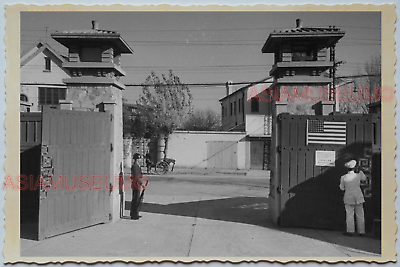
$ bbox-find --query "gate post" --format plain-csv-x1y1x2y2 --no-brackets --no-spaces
100,100,123,222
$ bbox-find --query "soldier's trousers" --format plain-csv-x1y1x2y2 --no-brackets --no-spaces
345,203,365,234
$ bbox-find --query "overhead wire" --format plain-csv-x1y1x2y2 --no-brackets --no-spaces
20,23,381,86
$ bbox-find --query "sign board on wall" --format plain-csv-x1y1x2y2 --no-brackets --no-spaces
315,150,336,166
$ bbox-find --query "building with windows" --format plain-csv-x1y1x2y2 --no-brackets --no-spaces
20,41,70,112
219,77,273,133
219,77,273,170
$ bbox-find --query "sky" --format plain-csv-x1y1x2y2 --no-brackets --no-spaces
21,11,381,113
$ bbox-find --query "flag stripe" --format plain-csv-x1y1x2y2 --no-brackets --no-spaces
308,141,346,145
307,119,347,145
324,121,346,124
309,133,346,136
324,121,346,125
308,135,346,139
324,125,346,129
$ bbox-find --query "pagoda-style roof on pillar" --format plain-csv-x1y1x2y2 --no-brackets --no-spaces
50,20,134,97
51,21,134,54
262,20,345,53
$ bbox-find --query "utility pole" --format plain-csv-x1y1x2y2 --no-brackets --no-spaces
329,44,336,102
45,27,48,43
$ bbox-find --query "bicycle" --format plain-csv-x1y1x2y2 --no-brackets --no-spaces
155,158,176,175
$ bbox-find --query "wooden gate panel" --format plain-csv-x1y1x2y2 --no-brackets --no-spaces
305,150,314,182
372,114,381,152
356,123,364,142
297,151,306,185
20,113,42,152
280,149,290,214
297,119,307,147
289,151,298,199
36,107,111,240
289,122,298,147
20,113,43,239
275,114,375,229
364,121,373,142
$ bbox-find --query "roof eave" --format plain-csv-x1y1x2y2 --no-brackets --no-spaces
52,33,134,54
261,31,345,53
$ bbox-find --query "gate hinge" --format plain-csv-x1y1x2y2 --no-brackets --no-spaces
277,146,281,153
109,183,113,195
110,143,113,152
277,185,283,194
109,213,112,221
110,114,113,121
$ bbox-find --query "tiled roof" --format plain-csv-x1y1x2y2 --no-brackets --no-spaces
262,25,345,53
54,29,119,35
20,41,67,67
219,77,273,102
272,26,343,34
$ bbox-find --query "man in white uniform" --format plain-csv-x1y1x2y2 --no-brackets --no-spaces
340,159,367,237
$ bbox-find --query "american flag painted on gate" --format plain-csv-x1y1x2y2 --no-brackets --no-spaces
306,120,347,145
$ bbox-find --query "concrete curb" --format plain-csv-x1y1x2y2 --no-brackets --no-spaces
124,167,270,178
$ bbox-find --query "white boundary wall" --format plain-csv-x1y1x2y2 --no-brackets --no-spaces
168,131,248,169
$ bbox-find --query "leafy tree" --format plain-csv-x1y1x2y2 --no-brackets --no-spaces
135,70,193,158
182,109,222,131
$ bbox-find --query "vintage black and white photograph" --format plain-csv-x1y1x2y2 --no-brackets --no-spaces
5,5,396,262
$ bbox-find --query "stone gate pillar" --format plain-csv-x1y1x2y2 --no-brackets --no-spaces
98,100,123,222
52,21,134,222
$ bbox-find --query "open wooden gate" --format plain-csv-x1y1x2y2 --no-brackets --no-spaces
21,107,112,240
207,141,238,169
20,112,42,239
270,114,377,230
250,141,264,170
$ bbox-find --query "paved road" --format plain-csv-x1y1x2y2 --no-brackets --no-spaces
20,172,381,259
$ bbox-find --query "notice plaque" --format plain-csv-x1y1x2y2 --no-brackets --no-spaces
315,150,335,166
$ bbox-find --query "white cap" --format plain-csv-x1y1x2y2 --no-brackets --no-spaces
345,160,357,169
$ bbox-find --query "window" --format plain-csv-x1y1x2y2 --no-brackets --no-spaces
230,103,233,116
251,97,259,113
292,48,315,62
81,47,102,62
39,88,67,105
238,99,241,113
44,57,51,71
233,101,237,115
221,106,224,118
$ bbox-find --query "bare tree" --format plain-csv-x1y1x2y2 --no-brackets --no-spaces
364,55,382,96
338,55,381,113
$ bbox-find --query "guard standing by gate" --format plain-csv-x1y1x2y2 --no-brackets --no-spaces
130,153,147,220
